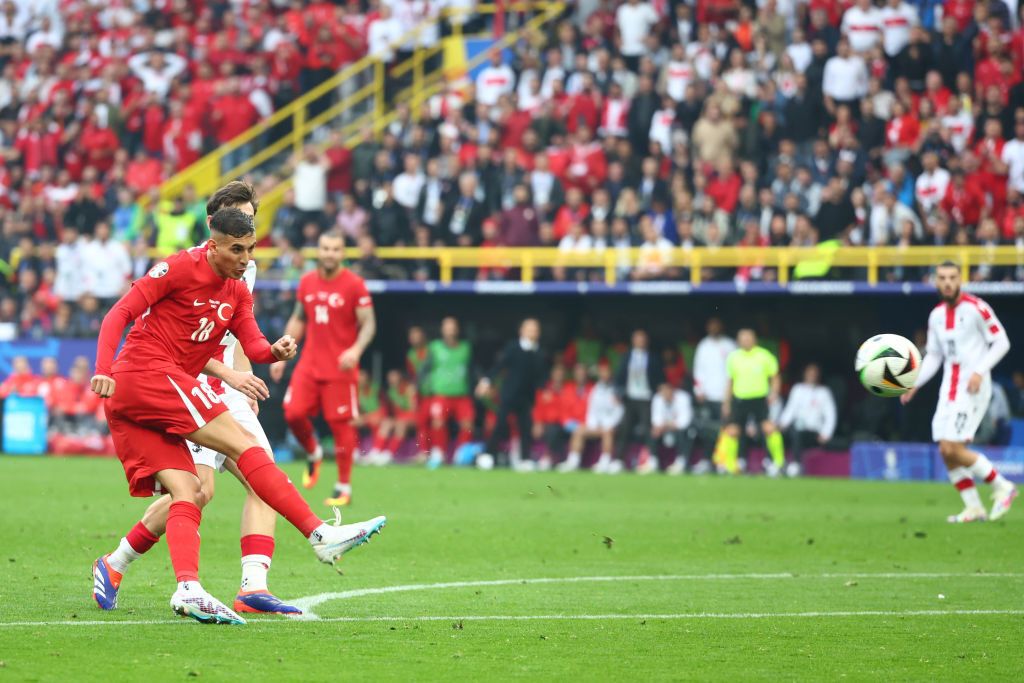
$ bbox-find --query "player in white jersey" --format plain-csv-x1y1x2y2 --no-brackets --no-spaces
93,182,302,616
901,262,1017,523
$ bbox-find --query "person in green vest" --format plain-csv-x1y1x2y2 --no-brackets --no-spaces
420,317,475,468
713,329,785,476
355,372,384,465
405,325,430,461
154,195,197,252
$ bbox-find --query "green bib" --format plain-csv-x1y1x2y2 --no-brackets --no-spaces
427,340,471,397
359,382,381,413
388,384,413,411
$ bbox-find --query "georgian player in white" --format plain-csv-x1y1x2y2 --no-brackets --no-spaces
901,262,1017,523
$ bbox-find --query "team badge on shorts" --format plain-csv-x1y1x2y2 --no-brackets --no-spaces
149,262,169,278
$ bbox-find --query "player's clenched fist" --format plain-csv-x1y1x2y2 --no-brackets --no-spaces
338,347,361,370
272,335,297,361
91,374,116,398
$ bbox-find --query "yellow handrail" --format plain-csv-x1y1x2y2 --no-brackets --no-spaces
154,2,566,238
128,245,1024,287
157,2,563,201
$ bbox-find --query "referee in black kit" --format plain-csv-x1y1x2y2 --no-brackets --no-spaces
476,318,545,469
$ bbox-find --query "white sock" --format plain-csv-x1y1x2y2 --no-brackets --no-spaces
240,554,271,593
310,444,324,462
949,467,984,509
334,483,352,496
597,452,611,465
565,452,580,466
177,580,204,594
967,454,1010,488
106,537,142,574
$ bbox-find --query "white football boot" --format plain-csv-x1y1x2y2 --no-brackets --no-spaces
557,453,581,473
990,483,1018,521
665,457,685,476
170,583,246,625
947,507,988,524
310,510,387,568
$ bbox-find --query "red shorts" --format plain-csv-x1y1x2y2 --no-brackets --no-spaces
393,409,417,423
283,370,358,423
428,396,474,424
107,368,230,497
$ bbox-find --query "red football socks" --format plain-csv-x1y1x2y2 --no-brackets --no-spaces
126,521,160,554
286,416,319,455
330,422,357,485
166,501,202,583
240,533,275,560
237,447,321,536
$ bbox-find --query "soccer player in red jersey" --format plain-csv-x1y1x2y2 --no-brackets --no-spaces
92,183,308,617
91,208,386,625
270,231,376,507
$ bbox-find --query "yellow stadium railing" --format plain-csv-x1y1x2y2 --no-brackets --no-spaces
155,2,566,237
134,245,1024,288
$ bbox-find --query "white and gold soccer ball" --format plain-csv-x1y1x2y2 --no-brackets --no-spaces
855,333,922,397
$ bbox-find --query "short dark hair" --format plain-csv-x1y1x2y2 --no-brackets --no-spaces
937,260,961,272
209,207,255,238
206,181,259,217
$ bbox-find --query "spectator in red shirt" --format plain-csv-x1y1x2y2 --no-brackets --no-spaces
162,100,203,172
210,77,259,171
0,356,39,398
14,118,60,178
325,130,353,199
124,149,163,194
706,159,743,214
940,169,986,229
532,365,568,469
552,187,591,240
34,356,67,409
78,114,119,175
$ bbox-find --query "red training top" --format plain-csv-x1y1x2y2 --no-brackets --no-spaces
295,268,373,382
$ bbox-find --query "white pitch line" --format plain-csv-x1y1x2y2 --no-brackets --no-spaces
290,572,1024,618
1,610,1023,628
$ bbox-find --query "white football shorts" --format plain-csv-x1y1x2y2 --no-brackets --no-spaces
186,387,273,471
931,376,991,443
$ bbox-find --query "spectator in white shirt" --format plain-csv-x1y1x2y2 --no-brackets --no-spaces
83,221,131,305
785,28,813,73
822,39,868,110
558,362,623,473
367,4,403,64
475,49,515,106
633,218,674,280
914,151,950,215
127,50,187,99
615,0,659,70
392,153,425,211
691,317,736,474
841,0,883,54
54,227,86,303
878,0,919,58
778,364,837,476
292,145,330,228
25,14,61,53
1000,119,1024,195
650,382,694,475
869,181,922,245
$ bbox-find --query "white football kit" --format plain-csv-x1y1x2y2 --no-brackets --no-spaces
187,260,274,470
917,293,1010,443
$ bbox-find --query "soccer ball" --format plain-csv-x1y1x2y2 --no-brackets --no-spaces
855,333,922,397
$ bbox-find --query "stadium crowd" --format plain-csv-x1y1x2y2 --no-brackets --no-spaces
4,0,1024,329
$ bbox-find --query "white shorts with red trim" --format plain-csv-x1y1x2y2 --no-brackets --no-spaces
186,387,274,472
932,374,991,443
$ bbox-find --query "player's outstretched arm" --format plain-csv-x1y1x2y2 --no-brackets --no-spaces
91,287,151,397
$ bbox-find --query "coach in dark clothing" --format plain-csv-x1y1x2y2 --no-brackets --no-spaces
614,329,665,464
477,319,545,468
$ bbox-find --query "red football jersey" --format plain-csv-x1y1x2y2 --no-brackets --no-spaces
98,247,272,378
295,268,373,382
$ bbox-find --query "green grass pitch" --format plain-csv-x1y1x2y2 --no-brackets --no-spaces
1,456,1023,681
